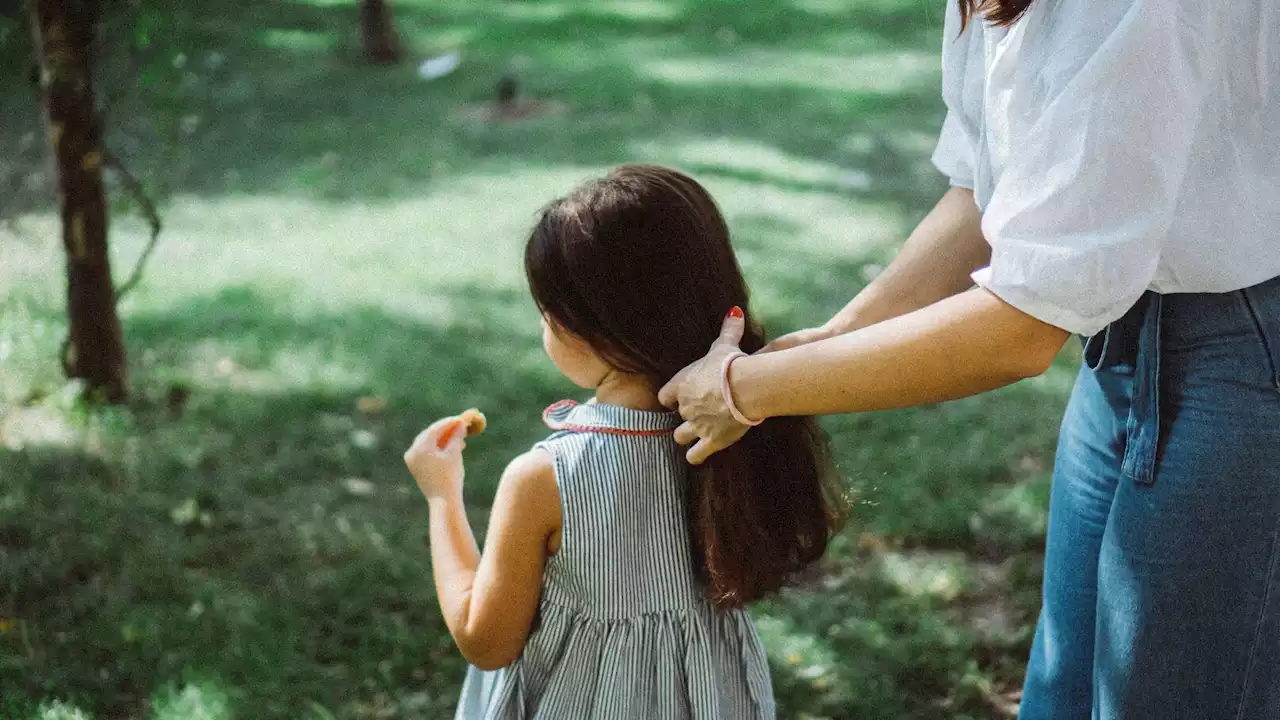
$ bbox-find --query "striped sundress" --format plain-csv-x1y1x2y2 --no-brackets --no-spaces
454,399,776,719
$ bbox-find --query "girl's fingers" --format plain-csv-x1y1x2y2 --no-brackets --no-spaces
436,418,465,449
406,417,464,456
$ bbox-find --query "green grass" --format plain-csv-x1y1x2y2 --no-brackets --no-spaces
1,0,1075,717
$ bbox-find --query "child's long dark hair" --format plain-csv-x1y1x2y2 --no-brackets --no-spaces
525,164,848,607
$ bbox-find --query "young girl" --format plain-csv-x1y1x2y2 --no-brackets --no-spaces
403,164,847,719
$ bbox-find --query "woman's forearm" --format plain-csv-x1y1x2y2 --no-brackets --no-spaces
734,288,1070,418
827,187,990,333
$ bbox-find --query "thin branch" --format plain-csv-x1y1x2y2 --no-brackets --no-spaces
104,148,160,301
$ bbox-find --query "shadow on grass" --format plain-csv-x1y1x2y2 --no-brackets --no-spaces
1,0,1071,716
2,0,949,219
1,283,567,718
3,275,1065,719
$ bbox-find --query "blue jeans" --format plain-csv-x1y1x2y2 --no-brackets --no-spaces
1019,277,1280,720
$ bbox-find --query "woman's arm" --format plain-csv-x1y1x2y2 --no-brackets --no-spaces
765,186,989,351
405,421,561,670
739,288,1067,418
830,186,990,332
660,292,1069,464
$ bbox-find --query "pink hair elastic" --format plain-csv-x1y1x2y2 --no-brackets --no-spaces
720,352,764,427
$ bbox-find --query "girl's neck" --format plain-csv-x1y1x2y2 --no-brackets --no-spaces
594,371,666,412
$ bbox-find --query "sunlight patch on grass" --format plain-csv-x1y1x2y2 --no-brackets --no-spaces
0,302,64,403
793,0,864,15
238,346,372,394
34,700,92,720
704,176,902,257
495,2,572,22
592,1,684,21
150,678,232,720
636,137,872,191
97,166,602,319
794,0,941,18
0,405,81,452
260,29,338,54
0,217,61,285
159,338,371,396
875,550,976,601
404,24,477,52
754,613,845,687
469,0,683,24
640,49,939,94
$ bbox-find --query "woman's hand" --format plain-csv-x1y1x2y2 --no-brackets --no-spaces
760,324,837,353
404,416,467,502
658,307,754,465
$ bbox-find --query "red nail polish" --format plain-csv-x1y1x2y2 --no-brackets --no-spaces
727,306,744,319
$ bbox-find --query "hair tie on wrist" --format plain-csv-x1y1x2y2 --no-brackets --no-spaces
720,352,764,427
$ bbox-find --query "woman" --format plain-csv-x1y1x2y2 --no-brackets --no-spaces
657,0,1280,717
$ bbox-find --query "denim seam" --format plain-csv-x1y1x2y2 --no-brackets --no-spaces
1121,295,1161,486
1235,529,1280,720
1240,288,1280,392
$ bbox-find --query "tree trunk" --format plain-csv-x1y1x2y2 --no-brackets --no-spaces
359,0,402,64
30,0,128,403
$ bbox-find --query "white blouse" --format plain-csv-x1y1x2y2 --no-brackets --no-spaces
933,0,1280,336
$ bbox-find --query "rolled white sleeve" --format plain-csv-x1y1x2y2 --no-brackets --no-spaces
930,0,984,190
932,111,977,190
976,0,1217,336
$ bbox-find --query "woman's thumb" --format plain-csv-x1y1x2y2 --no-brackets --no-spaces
717,306,746,347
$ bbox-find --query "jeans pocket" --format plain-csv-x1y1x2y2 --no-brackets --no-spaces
1240,287,1280,392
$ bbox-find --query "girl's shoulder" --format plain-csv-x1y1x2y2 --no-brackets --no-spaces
490,446,560,538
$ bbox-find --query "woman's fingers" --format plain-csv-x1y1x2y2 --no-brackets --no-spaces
760,326,827,354
673,421,698,446
685,437,721,466
661,307,747,410
662,307,753,464
715,306,746,350
657,366,689,409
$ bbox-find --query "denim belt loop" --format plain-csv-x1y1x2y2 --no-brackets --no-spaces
1120,293,1164,486
1081,324,1112,371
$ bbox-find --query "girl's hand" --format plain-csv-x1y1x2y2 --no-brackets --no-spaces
404,416,467,502
658,307,753,465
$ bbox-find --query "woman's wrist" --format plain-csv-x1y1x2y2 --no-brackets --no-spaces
825,293,878,336
727,352,769,422
821,315,854,337
721,352,764,426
